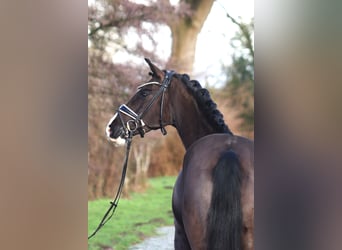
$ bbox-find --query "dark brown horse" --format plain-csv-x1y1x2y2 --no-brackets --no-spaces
106,59,254,250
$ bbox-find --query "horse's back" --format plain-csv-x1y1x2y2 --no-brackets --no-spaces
176,133,254,249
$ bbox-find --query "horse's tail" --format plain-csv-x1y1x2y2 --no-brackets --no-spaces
207,150,242,250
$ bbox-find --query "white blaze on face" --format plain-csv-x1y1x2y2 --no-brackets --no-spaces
105,113,126,146
106,113,117,138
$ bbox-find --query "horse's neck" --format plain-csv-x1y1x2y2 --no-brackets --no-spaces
172,93,216,149
175,118,214,149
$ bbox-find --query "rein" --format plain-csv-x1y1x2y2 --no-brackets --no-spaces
88,133,133,240
88,71,174,239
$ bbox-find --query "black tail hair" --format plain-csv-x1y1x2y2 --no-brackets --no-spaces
207,150,242,250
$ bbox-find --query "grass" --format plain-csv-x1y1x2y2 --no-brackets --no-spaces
88,176,176,250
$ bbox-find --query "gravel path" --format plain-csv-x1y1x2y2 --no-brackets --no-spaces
129,226,175,250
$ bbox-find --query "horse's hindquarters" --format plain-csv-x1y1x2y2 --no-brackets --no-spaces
179,134,254,250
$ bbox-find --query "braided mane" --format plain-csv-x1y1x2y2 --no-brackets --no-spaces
176,74,233,135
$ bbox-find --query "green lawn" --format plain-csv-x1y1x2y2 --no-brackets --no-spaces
88,176,176,250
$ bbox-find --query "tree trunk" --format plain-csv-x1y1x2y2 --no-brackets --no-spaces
133,143,151,190
168,0,214,73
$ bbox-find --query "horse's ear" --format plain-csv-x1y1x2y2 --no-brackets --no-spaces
144,58,164,79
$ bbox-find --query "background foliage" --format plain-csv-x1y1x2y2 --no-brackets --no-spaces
88,0,254,199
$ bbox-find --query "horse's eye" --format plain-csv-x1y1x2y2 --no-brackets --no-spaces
139,89,150,97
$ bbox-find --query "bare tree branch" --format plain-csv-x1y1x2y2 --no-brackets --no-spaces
216,1,254,60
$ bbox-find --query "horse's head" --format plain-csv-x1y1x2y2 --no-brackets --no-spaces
106,58,174,145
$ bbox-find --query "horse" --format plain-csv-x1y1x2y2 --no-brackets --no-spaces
106,58,254,250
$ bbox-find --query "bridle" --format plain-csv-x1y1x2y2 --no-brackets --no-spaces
88,70,175,240
117,70,175,138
